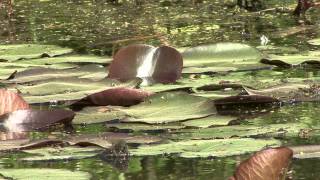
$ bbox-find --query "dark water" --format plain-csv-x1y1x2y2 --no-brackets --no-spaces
1,0,320,179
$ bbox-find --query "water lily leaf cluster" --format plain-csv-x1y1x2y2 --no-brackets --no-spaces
1,42,320,180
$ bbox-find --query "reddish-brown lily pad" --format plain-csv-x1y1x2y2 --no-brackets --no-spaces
230,147,293,180
0,89,30,116
72,87,153,107
0,109,75,132
108,44,183,84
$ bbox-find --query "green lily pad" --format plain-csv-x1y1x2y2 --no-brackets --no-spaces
0,169,91,180
7,65,106,83
17,78,134,104
22,146,102,161
308,38,320,46
176,123,306,140
243,83,320,102
120,92,217,123
182,43,266,73
182,115,237,128
0,44,73,61
130,138,281,158
261,53,320,67
73,106,127,125
106,122,185,132
17,55,111,66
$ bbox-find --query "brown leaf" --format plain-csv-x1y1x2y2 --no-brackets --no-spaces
108,44,183,83
0,109,75,132
0,89,30,116
72,87,153,107
230,147,293,180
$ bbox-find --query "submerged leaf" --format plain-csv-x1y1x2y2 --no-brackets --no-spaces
108,44,183,83
230,147,293,180
0,89,30,116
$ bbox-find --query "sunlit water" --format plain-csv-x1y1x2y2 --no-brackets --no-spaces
0,0,320,179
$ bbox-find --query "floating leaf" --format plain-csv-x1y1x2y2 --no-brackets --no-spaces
120,92,217,123
108,44,183,84
17,55,111,66
0,169,91,180
0,44,73,61
6,65,106,83
17,77,133,104
182,115,237,128
176,123,306,140
130,138,281,158
230,147,293,180
22,146,102,161
72,87,152,107
243,83,320,102
308,38,320,46
0,89,30,116
0,109,75,132
72,106,126,124
107,122,184,132
182,43,266,73
261,53,320,67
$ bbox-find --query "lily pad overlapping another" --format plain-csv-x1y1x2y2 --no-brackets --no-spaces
0,89,74,132
16,77,141,105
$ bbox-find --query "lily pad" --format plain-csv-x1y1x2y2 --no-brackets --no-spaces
73,106,127,125
22,146,102,161
108,44,183,84
17,55,111,66
0,89,30,116
261,53,320,67
0,169,91,180
0,109,75,132
106,122,184,132
0,44,73,61
120,92,217,124
71,87,152,107
175,123,306,140
17,77,134,104
6,65,106,83
243,83,320,102
130,138,281,158
308,38,320,46
230,147,293,180
182,43,266,73
182,115,237,128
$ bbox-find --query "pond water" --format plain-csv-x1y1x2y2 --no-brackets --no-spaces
1,0,320,179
